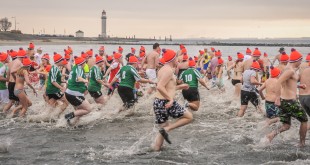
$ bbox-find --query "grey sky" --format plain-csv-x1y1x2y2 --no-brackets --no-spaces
1,0,310,38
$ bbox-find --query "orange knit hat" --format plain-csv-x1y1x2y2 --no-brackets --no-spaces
180,44,185,49
113,53,122,60
140,46,145,52
28,42,35,50
131,47,136,54
188,57,196,67
237,52,244,60
9,50,17,59
62,59,68,65
53,54,63,63
252,48,261,57
211,47,216,52
246,48,252,55
162,49,176,63
74,56,86,66
280,52,289,62
65,54,70,60
159,57,165,65
0,52,9,62
95,54,104,64
251,60,261,71
107,55,113,61
17,48,27,58
305,53,310,62
99,46,105,51
218,57,224,65
199,50,204,55
181,48,187,55
41,54,50,61
22,58,32,67
139,51,145,58
86,49,93,57
270,66,281,78
194,56,198,62
228,56,232,61
118,46,123,52
183,54,189,61
81,52,89,59
264,52,268,57
289,48,303,63
128,55,138,63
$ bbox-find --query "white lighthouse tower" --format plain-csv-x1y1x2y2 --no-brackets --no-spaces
101,10,107,38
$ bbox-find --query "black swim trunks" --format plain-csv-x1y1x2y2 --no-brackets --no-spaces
299,95,310,116
182,87,200,102
153,98,185,124
47,92,64,100
241,90,259,107
88,90,103,99
65,92,85,107
279,98,308,125
8,82,19,101
231,79,241,86
118,86,135,109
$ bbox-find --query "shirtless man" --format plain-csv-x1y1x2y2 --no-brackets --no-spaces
86,49,96,69
277,52,289,71
299,61,310,129
243,48,261,71
299,53,310,75
272,47,285,65
267,49,308,147
227,53,244,97
226,56,234,80
141,43,160,95
3,48,25,113
152,49,193,151
175,54,189,78
258,66,281,125
176,44,185,58
262,52,271,73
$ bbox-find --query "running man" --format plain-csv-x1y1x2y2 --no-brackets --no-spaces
237,60,263,117
104,52,122,96
271,47,285,65
141,43,160,95
64,57,91,125
266,49,308,147
258,66,281,125
226,56,234,80
178,57,209,111
299,61,310,129
277,52,289,71
152,49,193,151
46,54,68,113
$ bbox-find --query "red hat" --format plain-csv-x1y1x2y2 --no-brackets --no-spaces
0,52,9,62
270,66,281,78
194,56,198,62
159,57,165,65
95,54,104,64
139,51,145,58
64,49,71,55
28,42,35,50
264,52,268,57
188,57,196,67
131,47,136,53
180,44,185,49
252,48,261,57
99,46,105,51
22,58,32,67
237,52,244,60
181,48,187,55
45,65,52,72
62,59,68,65
218,57,224,65
81,52,89,59
246,48,252,55
251,60,261,71
199,50,205,55
9,50,17,59
289,48,303,63
65,54,70,60
17,48,27,58
211,47,216,52
107,55,113,61
280,52,289,62
183,54,189,61
31,61,38,68
53,54,63,63
140,46,145,52
118,46,123,52
114,53,122,60
86,49,93,57
128,56,138,63
74,56,86,66
305,53,310,62
162,49,176,63
228,56,232,61
41,54,50,61
215,50,222,57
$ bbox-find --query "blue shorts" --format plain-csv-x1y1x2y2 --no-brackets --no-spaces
203,62,209,70
196,67,201,71
265,101,279,118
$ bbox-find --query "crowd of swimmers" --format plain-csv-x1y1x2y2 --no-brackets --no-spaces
0,42,310,150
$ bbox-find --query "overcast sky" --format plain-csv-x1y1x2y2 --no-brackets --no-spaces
1,0,310,39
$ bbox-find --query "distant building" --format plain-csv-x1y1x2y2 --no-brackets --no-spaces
101,10,107,38
76,30,84,37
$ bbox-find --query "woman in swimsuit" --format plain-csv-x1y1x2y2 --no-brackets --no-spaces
227,53,244,97
12,58,37,117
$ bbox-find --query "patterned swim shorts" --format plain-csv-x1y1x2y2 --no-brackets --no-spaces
279,99,308,125
153,98,185,124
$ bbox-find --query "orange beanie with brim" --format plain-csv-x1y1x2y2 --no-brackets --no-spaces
183,54,189,61
17,48,27,58
95,54,104,64
162,49,176,63
289,48,303,63
280,52,289,62
53,54,63,64
246,48,252,55
0,52,9,62
251,60,261,71
218,57,224,65
22,58,32,67
159,57,165,65
41,54,50,61
28,42,35,50
74,57,86,66
128,56,138,63
237,52,244,60
252,48,261,57
113,53,122,60
270,66,281,78
306,53,310,62
188,57,196,67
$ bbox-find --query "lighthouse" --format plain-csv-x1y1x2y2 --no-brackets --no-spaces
101,10,107,38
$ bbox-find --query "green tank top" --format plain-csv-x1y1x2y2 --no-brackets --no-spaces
178,68,203,88
88,65,103,92
116,65,141,89
67,65,87,93
0,63,7,90
46,65,62,94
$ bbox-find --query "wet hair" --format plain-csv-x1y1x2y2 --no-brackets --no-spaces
153,43,160,49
